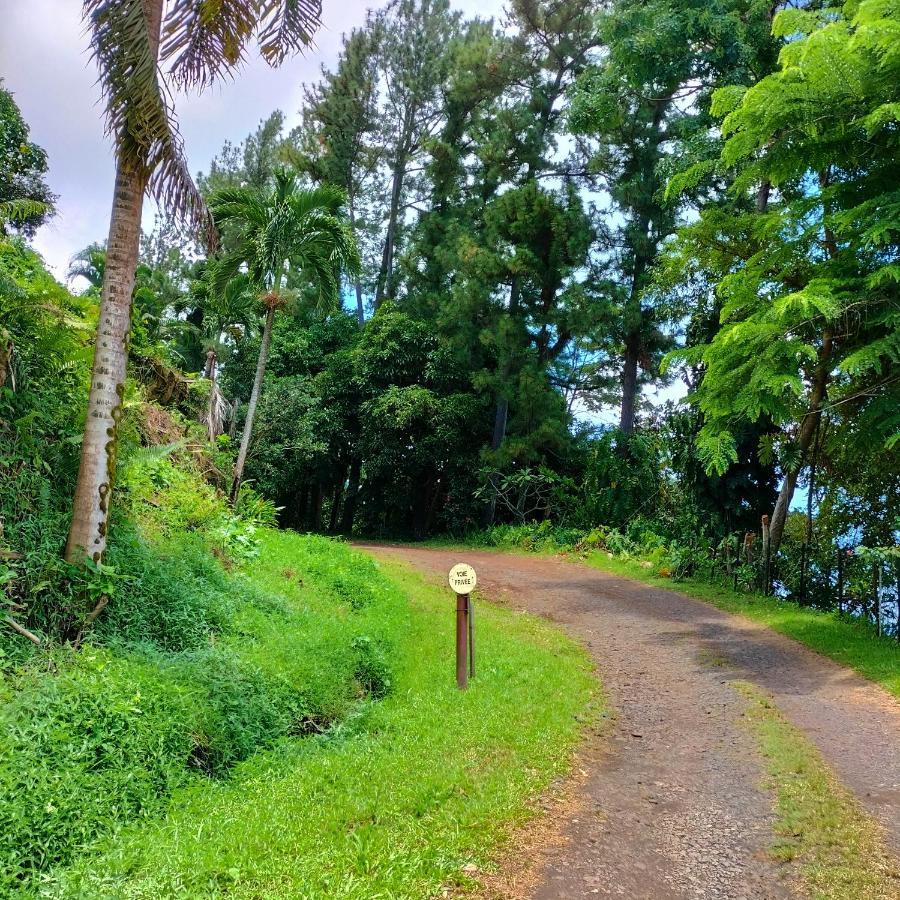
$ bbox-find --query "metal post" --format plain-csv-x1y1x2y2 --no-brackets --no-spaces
456,592,469,690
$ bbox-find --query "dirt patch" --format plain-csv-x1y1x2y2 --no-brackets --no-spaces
360,544,900,899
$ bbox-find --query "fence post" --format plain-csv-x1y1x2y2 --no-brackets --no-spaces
837,548,844,614
761,515,771,596
895,561,900,643
874,561,882,638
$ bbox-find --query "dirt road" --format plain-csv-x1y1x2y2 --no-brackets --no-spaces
359,545,900,900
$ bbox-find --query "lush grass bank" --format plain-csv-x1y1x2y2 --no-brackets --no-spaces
426,527,900,701
2,448,597,898
38,534,598,898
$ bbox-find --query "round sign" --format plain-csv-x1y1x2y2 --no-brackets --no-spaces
448,563,477,594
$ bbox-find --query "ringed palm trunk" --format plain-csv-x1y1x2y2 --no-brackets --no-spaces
65,158,148,563
65,0,162,564
204,348,218,441
230,302,276,503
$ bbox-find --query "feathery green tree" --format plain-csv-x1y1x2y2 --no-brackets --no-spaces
0,81,55,235
664,0,900,553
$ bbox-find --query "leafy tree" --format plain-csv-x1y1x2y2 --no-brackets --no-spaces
372,0,460,308
66,0,323,565
569,0,788,434
664,0,900,553
0,81,55,235
199,111,288,196
209,169,360,501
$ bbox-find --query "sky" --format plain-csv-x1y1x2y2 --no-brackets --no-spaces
0,0,501,281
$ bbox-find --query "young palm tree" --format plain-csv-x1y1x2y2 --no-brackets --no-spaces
192,270,258,440
66,0,323,564
209,169,360,501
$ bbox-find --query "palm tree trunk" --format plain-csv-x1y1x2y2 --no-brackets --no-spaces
64,0,163,564
65,158,147,563
230,303,275,503
205,349,218,441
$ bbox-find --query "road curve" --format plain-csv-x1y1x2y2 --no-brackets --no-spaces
358,544,900,900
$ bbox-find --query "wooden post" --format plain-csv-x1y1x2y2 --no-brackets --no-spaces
837,548,844,614
760,515,770,595
874,561,882,637
468,596,475,679
456,593,469,690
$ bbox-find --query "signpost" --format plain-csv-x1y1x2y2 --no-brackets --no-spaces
448,563,477,690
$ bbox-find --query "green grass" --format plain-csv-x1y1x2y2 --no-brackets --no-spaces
41,530,600,899
424,536,900,701
733,681,900,899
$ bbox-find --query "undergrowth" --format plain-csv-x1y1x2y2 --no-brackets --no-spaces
0,451,406,895
38,543,598,898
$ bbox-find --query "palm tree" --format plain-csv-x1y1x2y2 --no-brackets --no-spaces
209,169,360,501
65,1,323,564
190,269,259,440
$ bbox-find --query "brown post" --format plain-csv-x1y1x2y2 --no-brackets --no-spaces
837,548,844,613
468,597,475,679
456,593,469,690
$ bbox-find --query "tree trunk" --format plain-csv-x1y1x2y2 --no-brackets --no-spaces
374,146,408,309
349,202,365,326
230,303,275,503
205,349,218,441
756,180,771,213
0,331,12,390
768,331,833,555
310,484,323,532
65,159,147,563
619,343,639,435
328,476,344,533
65,0,162,564
340,457,362,536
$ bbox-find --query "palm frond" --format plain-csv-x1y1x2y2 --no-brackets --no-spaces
161,0,322,90
83,0,216,249
0,199,51,226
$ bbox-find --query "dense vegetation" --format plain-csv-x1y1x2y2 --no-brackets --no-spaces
0,0,897,894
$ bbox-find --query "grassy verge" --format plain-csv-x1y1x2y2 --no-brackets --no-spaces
733,681,899,899
42,531,599,899
424,535,899,700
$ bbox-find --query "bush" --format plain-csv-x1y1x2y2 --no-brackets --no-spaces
0,648,195,890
